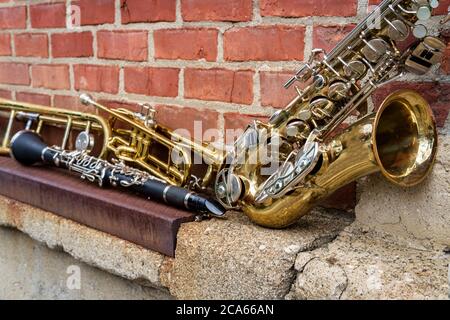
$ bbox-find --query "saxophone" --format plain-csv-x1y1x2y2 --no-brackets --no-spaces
214,0,447,227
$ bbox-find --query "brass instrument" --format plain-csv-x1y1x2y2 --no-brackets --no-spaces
0,98,111,157
242,90,437,227
79,94,223,189
214,0,447,227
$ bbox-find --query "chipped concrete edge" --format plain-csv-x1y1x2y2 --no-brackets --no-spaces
0,195,169,291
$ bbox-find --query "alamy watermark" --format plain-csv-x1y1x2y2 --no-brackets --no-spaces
66,265,81,290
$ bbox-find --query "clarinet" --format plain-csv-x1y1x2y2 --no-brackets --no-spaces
9,130,226,217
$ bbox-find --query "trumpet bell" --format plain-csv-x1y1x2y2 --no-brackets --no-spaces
373,89,438,187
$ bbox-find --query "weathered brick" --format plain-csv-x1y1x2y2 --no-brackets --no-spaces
16,92,51,106
121,0,176,23
260,71,299,108
154,105,219,138
97,30,148,62
224,26,305,61
260,0,358,17
154,28,218,61
53,94,94,112
74,64,119,94
313,24,356,53
433,0,450,15
0,6,26,29
373,82,450,128
15,33,49,58
0,34,11,56
223,112,267,131
0,62,30,85
124,67,179,97
51,32,93,58
181,0,252,22
30,2,66,29
0,89,12,99
71,0,115,26
31,65,70,90
184,68,254,105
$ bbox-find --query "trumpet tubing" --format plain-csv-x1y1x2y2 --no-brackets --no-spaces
79,94,224,190
0,98,111,157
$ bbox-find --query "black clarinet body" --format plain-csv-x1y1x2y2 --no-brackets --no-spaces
10,130,226,217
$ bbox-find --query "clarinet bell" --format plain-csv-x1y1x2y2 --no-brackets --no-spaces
10,130,48,166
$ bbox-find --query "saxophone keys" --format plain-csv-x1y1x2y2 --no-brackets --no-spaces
386,19,410,41
286,120,311,142
361,38,390,63
328,81,351,101
416,6,432,20
413,24,428,38
309,97,335,120
344,60,367,79
429,0,440,8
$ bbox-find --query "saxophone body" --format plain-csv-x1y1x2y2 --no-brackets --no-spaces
215,0,446,227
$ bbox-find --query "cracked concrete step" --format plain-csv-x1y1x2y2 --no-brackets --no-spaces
164,209,353,299
289,226,450,300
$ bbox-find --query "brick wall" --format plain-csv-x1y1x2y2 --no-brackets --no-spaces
0,0,448,139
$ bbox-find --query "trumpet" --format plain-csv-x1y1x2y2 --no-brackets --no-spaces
0,98,111,158
79,94,224,190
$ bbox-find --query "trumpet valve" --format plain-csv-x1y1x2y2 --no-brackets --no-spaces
138,103,157,128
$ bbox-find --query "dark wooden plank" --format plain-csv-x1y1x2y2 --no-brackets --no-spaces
0,157,194,257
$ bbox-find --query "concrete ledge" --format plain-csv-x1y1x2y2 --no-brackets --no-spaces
166,210,352,299
356,135,450,246
1,193,448,299
0,196,167,289
288,225,449,299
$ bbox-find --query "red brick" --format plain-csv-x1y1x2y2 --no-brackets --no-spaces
121,0,176,23
74,64,119,94
224,26,305,62
97,30,148,62
260,71,300,108
260,0,358,17
181,0,252,22
51,32,93,58
154,28,218,61
154,105,219,138
223,112,267,144
0,34,11,56
0,6,26,29
0,89,12,99
433,0,450,15
124,67,179,97
32,65,70,90
184,68,254,105
14,33,49,58
223,112,267,131
72,0,115,26
16,92,51,106
373,82,450,128
30,2,66,29
53,94,95,113
0,62,30,85
313,24,356,53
